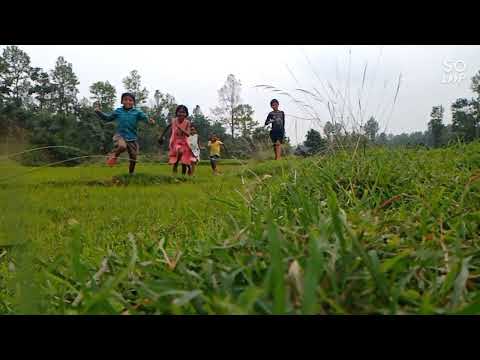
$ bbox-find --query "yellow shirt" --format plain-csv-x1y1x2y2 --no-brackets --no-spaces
208,140,223,156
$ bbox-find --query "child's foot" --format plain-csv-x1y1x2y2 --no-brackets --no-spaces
106,155,118,166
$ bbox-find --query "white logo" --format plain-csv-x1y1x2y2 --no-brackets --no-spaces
442,60,466,84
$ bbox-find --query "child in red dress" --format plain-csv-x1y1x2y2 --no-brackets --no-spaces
158,105,195,175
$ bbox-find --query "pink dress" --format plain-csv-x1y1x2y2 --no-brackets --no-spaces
168,118,195,165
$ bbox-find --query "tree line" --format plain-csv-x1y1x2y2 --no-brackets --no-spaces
3,45,478,164
298,73,480,155
0,46,289,164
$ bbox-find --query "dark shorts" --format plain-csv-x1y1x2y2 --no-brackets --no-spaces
210,154,220,162
270,130,284,144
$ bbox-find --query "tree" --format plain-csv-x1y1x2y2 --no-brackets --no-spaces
191,105,210,138
79,97,91,107
89,81,116,111
0,45,33,106
143,90,178,152
252,126,270,144
0,57,6,104
323,121,334,141
470,71,480,139
235,104,257,137
122,70,149,106
30,69,54,111
50,56,80,114
363,116,379,143
150,89,176,129
428,105,445,148
154,90,161,109
323,121,343,142
304,129,327,154
75,101,108,153
385,131,429,147
151,90,176,122
409,131,429,146
441,124,454,146
471,71,480,97
250,125,271,155
213,74,242,139
192,105,202,117
451,98,478,142
209,120,228,139
377,132,388,145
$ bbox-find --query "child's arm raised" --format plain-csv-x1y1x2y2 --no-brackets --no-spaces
137,110,156,125
95,103,117,121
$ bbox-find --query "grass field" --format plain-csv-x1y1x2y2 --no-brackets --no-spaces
1,143,480,314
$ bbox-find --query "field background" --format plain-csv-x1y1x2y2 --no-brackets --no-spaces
1,143,480,314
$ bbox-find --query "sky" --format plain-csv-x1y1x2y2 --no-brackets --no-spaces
7,45,480,144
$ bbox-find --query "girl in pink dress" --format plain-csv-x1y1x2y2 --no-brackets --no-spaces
158,105,195,175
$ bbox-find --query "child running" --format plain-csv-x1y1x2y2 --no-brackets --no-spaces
264,99,285,160
95,92,155,174
188,125,202,176
207,134,227,175
158,105,195,176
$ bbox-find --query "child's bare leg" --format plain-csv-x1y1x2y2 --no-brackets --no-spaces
210,158,217,174
112,138,127,158
127,141,138,174
173,149,182,174
129,161,136,174
189,163,195,176
181,164,188,175
275,141,282,160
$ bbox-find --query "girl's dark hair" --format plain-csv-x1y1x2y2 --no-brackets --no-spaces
176,105,189,117
270,99,279,106
121,92,136,104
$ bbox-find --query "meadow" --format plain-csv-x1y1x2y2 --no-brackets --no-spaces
1,142,480,314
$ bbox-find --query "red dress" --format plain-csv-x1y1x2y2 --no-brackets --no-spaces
168,118,195,165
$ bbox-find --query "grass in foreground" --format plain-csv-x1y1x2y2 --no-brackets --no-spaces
1,143,480,314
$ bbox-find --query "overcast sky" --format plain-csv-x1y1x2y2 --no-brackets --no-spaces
8,45,480,144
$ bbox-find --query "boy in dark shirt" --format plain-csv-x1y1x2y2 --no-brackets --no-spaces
264,99,285,160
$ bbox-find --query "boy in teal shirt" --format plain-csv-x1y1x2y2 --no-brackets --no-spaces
95,92,155,174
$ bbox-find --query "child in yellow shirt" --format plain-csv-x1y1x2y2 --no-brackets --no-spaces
207,134,227,175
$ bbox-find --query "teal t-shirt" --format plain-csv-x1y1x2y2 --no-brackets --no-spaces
96,107,148,141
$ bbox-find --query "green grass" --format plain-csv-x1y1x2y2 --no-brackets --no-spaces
1,143,480,314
